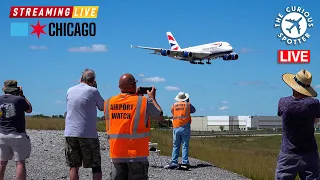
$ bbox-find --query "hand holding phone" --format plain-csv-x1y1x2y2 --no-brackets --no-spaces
18,86,24,97
138,87,152,95
146,86,156,100
92,81,97,88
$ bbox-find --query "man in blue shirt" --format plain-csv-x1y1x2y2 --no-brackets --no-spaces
276,69,320,179
64,69,104,180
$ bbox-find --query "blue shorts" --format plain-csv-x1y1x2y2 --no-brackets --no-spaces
275,150,320,180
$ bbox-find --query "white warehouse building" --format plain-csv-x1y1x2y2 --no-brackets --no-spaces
190,116,282,131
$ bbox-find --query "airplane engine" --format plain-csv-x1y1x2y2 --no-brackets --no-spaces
160,49,171,56
182,51,193,58
223,54,232,60
231,54,238,60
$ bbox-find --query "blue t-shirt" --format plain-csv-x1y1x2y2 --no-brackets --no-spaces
0,94,29,133
278,96,320,154
64,83,104,138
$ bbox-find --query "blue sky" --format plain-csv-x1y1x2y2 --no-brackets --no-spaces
1,0,319,117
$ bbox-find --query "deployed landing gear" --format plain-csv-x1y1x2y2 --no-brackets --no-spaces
197,60,204,65
190,60,208,65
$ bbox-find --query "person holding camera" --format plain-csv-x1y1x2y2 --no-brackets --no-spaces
164,92,196,170
275,69,320,179
0,80,32,180
64,69,104,180
104,73,163,180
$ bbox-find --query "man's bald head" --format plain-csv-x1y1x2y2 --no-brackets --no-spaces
81,69,96,84
119,73,137,93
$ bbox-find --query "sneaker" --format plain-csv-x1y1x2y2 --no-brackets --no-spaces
164,163,179,169
180,164,190,170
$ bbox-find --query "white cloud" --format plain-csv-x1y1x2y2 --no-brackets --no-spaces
54,101,65,104
68,44,107,52
138,74,144,77
315,85,320,89
240,47,253,53
30,45,46,50
143,76,165,83
221,101,228,104
165,86,180,91
53,89,64,93
219,106,229,110
200,108,205,111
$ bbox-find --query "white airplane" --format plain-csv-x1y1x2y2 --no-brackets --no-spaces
130,32,239,65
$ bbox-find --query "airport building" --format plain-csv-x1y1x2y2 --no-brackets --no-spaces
190,116,283,131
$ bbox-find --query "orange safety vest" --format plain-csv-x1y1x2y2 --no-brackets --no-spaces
171,101,191,128
104,94,150,162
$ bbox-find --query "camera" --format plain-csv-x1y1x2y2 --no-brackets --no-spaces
92,81,97,88
138,87,152,94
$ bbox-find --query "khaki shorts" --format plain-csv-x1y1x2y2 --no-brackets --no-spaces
65,137,101,168
0,132,31,161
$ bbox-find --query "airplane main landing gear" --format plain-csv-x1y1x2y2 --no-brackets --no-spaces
197,60,204,65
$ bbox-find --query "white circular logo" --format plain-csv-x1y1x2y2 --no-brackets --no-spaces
281,12,307,38
274,6,314,45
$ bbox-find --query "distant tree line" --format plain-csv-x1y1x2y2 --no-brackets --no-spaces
28,114,173,129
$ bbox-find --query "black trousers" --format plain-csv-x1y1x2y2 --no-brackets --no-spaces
111,161,149,180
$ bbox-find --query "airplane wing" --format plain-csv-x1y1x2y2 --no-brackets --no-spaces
285,19,296,23
130,45,211,58
130,45,162,52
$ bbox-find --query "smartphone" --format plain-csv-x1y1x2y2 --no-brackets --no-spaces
138,87,152,94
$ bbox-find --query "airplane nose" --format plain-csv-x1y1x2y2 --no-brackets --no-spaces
229,46,233,51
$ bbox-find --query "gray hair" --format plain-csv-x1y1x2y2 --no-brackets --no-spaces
81,69,96,83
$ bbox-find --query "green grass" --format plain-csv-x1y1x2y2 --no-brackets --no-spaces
26,117,320,180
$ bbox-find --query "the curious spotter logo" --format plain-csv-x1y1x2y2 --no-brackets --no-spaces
274,6,314,45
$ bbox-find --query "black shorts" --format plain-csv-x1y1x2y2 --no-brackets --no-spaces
111,161,149,180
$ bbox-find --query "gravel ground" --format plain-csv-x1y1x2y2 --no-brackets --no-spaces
4,130,250,180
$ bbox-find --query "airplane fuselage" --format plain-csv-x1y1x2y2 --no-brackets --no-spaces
170,41,234,61
131,31,239,65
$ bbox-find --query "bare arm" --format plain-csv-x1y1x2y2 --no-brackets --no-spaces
21,96,32,113
147,98,164,121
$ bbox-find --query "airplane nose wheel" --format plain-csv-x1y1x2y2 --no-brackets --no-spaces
206,61,211,64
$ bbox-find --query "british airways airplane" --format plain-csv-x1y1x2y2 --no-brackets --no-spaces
131,32,239,65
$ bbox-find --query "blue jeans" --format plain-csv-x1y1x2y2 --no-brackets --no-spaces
171,123,191,165
275,150,320,180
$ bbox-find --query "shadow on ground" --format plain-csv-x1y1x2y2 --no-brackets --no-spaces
149,163,213,170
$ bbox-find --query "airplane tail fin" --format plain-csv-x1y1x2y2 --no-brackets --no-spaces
166,32,181,50
286,28,292,33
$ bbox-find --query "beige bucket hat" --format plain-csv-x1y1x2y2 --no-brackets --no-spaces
282,69,317,97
